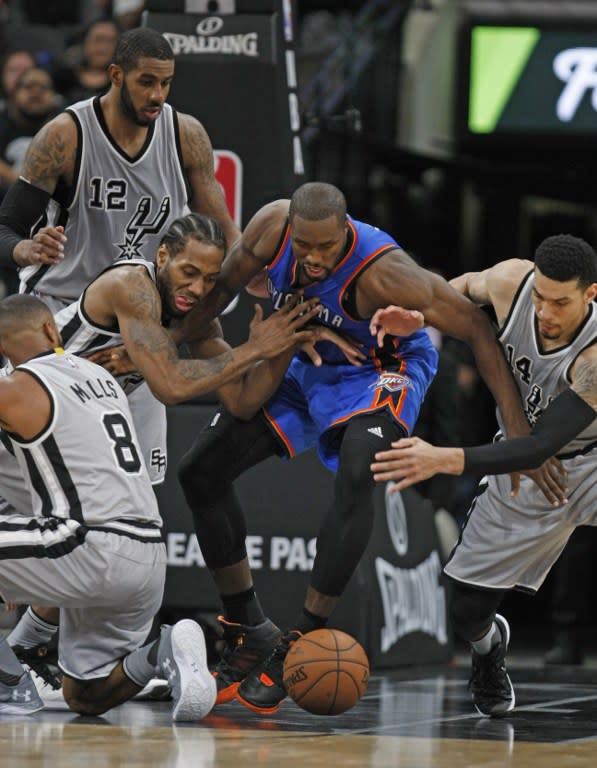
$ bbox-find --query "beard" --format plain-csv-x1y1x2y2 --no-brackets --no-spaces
120,79,152,127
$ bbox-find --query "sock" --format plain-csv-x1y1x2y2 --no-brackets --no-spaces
122,638,160,688
221,587,265,626
293,608,328,635
7,606,58,649
0,636,25,684
471,622,499,655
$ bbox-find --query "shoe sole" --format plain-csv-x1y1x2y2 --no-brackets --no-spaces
235,692,283,715
474,614,515,718
169,620,217,722
0,701,44,715
215,679,240,705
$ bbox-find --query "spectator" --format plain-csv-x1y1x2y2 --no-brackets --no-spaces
0,50,36,113
53,18,119,104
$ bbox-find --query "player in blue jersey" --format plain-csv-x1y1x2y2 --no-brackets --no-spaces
175,181,556,714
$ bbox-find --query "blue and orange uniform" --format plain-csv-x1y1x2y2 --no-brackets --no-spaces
262,216,438,471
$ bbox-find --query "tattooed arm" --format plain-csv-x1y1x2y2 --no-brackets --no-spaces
0,114,75,268
103,267,319,404
178,112,241,250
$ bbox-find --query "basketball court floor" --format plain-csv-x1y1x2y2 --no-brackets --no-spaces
3,644,597,768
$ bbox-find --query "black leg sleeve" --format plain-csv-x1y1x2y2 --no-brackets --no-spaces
310,412,405,596
448,577,506,641
177,408,279,569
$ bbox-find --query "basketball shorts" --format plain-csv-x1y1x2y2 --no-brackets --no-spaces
0,523,166,680
445,448,597,592
263,354,435,472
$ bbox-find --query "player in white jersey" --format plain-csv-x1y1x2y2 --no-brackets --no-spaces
0,27,240,310
3,212,352,694
0,294,216,720
370,234,597,718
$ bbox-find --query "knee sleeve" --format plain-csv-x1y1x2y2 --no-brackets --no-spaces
311,413,404,595
449,578,505,641
177,408,278,570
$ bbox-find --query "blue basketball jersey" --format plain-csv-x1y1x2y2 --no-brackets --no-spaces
263,216,438,471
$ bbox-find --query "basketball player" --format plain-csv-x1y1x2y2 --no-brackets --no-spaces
0,26,239,309
2,211,355,690
370,234,597,717
173,181,541,714
0,294,216,721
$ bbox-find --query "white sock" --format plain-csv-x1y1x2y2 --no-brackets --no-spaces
471,622,499,655
6,607,58,649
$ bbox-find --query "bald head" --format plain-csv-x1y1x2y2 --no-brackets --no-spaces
0,294,53,335
288,182,347,225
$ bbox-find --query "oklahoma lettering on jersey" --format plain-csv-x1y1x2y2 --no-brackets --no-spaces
266,215,435,365
19,97,189,303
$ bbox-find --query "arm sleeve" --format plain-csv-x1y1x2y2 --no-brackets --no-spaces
0,178,51,268
463,388,596,475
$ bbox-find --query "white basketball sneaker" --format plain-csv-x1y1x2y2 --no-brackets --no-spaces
157,619,216,722
0,670,44,715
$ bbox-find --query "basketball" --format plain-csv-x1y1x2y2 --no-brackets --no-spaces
283,628,369,715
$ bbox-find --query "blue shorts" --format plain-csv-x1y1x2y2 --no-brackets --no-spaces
263,351,437,472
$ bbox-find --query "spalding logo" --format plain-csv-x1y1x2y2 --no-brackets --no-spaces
195,17,224,36
284,666,308,687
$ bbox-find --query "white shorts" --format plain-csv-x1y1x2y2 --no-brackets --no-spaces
0,524,166,680
445,449,597,593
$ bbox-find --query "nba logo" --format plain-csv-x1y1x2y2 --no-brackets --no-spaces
214,150,243,227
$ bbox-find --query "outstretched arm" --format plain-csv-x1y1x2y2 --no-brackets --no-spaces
111,269,320,404
357,251,529,439
371,387,595,501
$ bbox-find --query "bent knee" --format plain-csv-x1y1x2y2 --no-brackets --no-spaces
64,691,109,717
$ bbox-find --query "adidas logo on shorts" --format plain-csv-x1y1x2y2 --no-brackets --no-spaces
367,426,383,438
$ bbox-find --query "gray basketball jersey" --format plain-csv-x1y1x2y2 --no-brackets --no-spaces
54,258,155,395
10,350,161,537
497,271,597,455
19,97,189,303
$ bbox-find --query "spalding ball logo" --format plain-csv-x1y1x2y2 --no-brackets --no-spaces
196,17,224,36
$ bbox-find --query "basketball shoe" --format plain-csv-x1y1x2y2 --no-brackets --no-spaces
0,670,44,715
469,614,515,717
212,616,281,704
11,643,62,694
157,619,217,722
236,629,302,714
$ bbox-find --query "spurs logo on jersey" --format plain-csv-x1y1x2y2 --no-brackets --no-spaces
20,97,189,303
503,346,556,425
117,196,171,259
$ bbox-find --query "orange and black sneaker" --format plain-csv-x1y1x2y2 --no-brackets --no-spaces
212,616,280,705
236,629,302,714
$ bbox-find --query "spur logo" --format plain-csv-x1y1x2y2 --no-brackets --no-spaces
553,47,597,121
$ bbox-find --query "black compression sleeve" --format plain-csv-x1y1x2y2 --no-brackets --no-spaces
0,178,51,268
463,388,596,474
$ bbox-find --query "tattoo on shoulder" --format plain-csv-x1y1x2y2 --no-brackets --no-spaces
180,115,214,172
572,360,597,408
22,123,67,191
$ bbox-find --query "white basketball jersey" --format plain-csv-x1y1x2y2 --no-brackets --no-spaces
497,271,597,455
54,258,155,394
9,350,162,537
20,97,189,303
